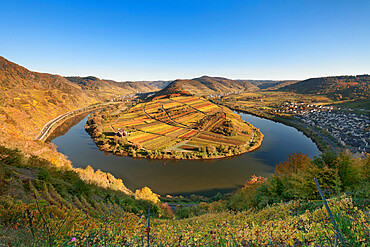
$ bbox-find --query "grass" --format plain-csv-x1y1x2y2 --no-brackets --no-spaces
329,98,370,112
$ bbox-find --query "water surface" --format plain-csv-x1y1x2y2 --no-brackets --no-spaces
51,112,320,196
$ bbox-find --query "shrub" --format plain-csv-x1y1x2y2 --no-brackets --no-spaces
134,187,160,204
160,203,174,218
175,205,192,219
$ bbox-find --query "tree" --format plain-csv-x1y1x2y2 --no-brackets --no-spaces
207,146,216,155
134,187,160,203
275,153,312,175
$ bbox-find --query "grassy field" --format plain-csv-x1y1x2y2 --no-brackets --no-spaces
86,96,263,159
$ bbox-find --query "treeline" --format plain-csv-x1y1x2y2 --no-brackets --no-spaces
280,74,370,100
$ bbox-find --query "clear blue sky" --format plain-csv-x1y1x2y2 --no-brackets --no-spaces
1,0,369,81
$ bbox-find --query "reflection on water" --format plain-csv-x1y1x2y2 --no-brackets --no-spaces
45,113,89,142
51,112,320,197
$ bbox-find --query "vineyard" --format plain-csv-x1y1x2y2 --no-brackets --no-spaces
86,96,263,159
1,146,369,246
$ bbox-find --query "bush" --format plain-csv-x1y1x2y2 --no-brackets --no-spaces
37,168,50,181
175,205,192,219
160,203,174,218
72,179,91,196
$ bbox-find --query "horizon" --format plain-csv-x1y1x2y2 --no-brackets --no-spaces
2,55,368,83
1,0,370,81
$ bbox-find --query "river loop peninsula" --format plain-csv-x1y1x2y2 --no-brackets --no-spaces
50,107,319,196
85,96,264,160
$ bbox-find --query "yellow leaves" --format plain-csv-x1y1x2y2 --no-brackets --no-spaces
75,165,132,195
134,187,160,203
49,157,59,166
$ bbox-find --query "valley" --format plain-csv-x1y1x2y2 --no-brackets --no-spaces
1,1,370,245
0,57,368,246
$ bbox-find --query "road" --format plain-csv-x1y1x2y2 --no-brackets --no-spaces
298,121,339,152
35,102,121,141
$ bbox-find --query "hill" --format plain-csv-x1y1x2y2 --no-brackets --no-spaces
0,57,168,140
122,80,171,89
244,80,298,90
65,76,165,96
0,56,98,138
280,75,370,100
156,76,259,96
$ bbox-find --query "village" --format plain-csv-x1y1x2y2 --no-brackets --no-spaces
296,107,370,154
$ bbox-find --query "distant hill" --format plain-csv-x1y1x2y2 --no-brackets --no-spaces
156,76,259,96
245,80,298,90
280,75,370,100
65,76,166,95
123,80,171,89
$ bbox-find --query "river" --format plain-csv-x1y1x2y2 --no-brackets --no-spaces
50,112,320,197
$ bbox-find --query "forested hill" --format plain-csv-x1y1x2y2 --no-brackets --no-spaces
280,75,370,100
65,76,166,95
244,80,298,90
121,80,171,89
156,76,259,96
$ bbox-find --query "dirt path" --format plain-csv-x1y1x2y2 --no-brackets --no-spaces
160,104,192,129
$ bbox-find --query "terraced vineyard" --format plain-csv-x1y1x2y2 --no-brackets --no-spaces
86,96,263,159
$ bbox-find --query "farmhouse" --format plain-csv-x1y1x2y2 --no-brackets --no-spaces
117,128,128,137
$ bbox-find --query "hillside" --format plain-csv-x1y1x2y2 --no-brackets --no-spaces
156,76,259,96
244,80,298,90
0,56,98,139
1,146,368,246
0,57,167,140
122,80,171,89
280,75,370,100
65,76,164,96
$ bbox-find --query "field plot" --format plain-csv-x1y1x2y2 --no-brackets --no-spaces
89,95,262,159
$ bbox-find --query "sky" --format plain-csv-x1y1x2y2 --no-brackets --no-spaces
0,0,369,81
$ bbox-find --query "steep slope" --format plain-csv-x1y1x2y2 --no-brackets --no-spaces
0,56,97,138
280,75,370,100
157,76,259,96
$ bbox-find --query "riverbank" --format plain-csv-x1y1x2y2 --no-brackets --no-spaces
212,100,340,153
87,124,264,160
35,102,122,141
